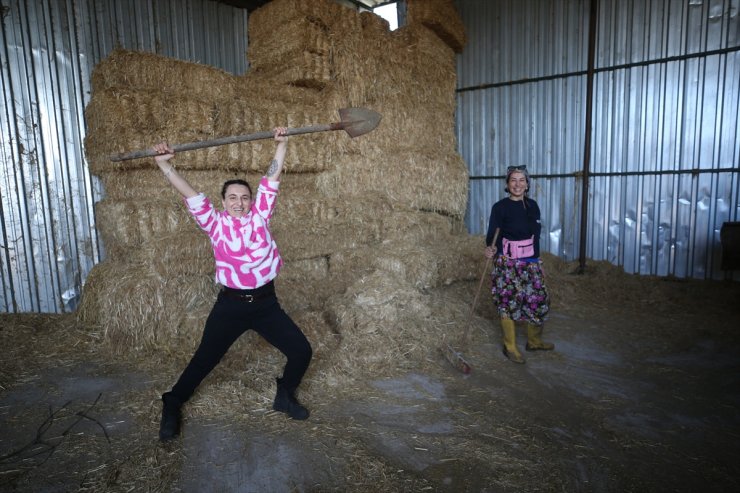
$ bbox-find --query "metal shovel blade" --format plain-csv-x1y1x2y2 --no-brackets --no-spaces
338,107,382,138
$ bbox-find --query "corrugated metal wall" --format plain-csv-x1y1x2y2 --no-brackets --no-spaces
0,0,248,313
456,0,740,280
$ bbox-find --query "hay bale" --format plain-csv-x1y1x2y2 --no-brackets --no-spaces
78,261,219,351
94,198,193,255
248,0,361,43
91,49,239,98
316,150,469,218
406,0,467,53
381,210,455,242
272,192,389,260
329,22,458,108
359,102,458,155
237,72,333,106
247,17,331,71
275,256,333,312
324,269,434,376
290,310,341,357
329,238,480,292
136,230,215,278
390,24,458,92
320,240,480,381
360,10,390,35
434,234,485,285
249,49,333,89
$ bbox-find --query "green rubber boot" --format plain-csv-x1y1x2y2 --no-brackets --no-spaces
526,323,555,351
501,318,525,364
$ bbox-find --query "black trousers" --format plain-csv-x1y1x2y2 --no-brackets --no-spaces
169,283,312,403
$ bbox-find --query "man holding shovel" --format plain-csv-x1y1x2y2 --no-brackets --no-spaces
152,127,313,441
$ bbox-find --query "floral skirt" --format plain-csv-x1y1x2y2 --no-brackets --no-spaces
490,256,550,326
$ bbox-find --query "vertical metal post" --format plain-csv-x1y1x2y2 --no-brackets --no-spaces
397,1,407,27
578,0,599,274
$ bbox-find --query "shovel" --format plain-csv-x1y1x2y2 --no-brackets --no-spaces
441,228,499,374
109,107,382,162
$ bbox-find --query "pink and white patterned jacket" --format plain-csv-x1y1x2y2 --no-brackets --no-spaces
185,177,282,289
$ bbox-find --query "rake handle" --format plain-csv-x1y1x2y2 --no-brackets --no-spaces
459,228,500,346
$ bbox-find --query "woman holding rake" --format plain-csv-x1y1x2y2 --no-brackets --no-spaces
484,165,554,364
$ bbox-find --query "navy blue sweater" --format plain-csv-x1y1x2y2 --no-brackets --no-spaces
485,197,542,258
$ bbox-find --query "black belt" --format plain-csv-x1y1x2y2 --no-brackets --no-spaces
220,283,275,303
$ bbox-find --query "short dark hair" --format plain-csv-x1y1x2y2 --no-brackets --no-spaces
221,179,252,199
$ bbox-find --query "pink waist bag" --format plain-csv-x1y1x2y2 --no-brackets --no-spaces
502,236,535,258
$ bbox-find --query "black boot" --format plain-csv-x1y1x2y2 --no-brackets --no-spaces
273,379,309,420
159,392,182,441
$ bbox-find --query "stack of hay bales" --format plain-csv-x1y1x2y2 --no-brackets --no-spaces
80,0,479,384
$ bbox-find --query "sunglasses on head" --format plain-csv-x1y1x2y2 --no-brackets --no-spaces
507,165,527,172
